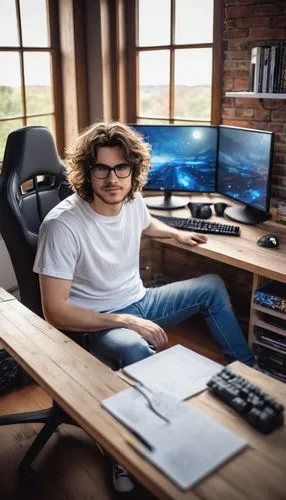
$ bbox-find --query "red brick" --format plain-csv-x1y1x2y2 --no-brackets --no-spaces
265,123,284,133
225,69,249,78
227,6,251,18
225,19,236,29
233,77,249,90
227,40,250,50
225,0,254,5
255,108,271,120
272,110,286,122
235,107,255,118
222,119,254,129
224,28,249,39
253,3,283,16
223,107,237,118
235,17,270,28
226,50,250,60
250,28,286,39
231,60,251,70
272,15,286,27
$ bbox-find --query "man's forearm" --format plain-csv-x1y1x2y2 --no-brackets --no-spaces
143,216,180,239
43,300,129,333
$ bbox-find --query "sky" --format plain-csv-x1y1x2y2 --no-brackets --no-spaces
0,0,214,87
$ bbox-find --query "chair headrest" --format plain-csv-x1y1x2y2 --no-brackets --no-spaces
2,126,65,183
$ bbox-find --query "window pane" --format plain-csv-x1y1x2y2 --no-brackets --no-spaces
19,0,49,47
174,120,210,125
0,0,19,46
174,49,212,121
26,114,54,131
0,119,23,161
139,51,170,118
24,52,53,114
138,0,170,46
137,119,170,124
175,0,213,44
0,53,22,117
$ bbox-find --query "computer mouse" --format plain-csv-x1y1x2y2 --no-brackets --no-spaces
257,233,280,249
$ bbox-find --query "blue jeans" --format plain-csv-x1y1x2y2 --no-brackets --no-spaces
88,274,255,369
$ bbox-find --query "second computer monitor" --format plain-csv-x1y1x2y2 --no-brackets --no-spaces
217,126,274,224
131,125,218,209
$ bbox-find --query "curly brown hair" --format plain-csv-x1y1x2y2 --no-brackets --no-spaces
65,122,151,203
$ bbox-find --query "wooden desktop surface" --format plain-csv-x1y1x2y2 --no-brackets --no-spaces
0,289,285,500
147,195,286,283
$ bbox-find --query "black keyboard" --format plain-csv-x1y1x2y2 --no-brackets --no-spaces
153,214,240,236
207,367,284,434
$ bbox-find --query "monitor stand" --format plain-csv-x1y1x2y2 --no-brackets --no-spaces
224,205,270,225
144,190,187,210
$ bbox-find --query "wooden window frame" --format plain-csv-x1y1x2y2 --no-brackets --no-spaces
125,0,223,125
0,0,65,157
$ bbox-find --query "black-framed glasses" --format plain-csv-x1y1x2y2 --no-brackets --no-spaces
89,163,133,179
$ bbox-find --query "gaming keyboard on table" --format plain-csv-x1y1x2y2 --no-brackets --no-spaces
207,367,284,434
152,214,240,236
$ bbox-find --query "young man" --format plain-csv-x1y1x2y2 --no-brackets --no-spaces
33,122,255,492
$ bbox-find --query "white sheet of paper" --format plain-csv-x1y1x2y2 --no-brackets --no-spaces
123,344,222,400
102,385,247,490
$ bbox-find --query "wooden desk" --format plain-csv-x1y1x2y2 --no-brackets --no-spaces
146,202,286,352
0,289,285,499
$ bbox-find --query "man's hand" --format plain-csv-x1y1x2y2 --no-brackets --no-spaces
123,315,168,349
174,231,207,247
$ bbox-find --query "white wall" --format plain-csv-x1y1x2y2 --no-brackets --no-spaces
0,236,17,291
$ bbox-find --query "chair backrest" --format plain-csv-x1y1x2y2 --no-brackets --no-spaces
0,126,67,316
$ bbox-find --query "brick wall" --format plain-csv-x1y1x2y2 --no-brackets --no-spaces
223,0,286,205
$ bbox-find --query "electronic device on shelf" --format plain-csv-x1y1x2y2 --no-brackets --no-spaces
217,126,274,225
152,214,240,236
254,282,286,313
131,124,218,210
207,367,284,434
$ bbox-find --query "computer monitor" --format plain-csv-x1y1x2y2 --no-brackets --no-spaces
217,126,274,225
131,125,218,209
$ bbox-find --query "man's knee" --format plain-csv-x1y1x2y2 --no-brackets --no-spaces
201,274,230,306
120,339,155,368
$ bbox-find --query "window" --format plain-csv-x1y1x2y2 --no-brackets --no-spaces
136,0,222,125
0,0,62,161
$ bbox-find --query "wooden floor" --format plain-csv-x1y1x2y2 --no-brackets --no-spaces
0,316,226,500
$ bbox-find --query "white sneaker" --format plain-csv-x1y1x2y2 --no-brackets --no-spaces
112,463,135,493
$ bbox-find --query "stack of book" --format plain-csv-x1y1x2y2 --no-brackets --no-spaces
248,43,286,93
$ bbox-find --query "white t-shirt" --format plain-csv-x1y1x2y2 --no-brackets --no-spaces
33,192,151,312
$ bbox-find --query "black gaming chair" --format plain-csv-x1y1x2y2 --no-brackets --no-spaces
0,126,77,480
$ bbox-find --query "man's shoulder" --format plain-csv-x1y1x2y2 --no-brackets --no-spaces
44,193,82,224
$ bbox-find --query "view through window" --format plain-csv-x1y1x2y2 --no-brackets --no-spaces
137,0,215,124
0,0,57,161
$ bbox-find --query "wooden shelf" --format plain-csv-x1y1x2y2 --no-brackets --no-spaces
253,304,286,320
225,92,286,99
253,318,286,337
254,340,286,355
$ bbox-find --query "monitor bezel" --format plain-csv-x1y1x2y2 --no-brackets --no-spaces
216,125,274,214
130,124,219,195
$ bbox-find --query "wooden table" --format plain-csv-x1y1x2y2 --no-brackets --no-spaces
145,201,286,355
0,288,286,499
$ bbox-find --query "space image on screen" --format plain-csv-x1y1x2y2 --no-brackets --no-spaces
217,126,274,224
131,125,218,209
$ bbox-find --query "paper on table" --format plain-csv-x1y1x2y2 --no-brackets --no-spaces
123,344,222,400
102,385,248,490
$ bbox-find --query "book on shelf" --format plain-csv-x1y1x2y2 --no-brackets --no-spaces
249,42,286,93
